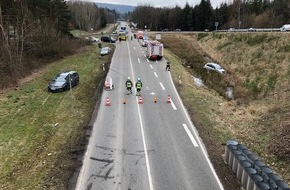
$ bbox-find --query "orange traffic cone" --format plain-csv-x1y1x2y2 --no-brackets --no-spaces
167,95,171,103
154,97,157,103
123,98,126,104
105,81,110,90
105,97,111,106
138,96,143,104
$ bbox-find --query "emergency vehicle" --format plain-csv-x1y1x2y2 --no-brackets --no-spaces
136,31,144,39
119,30,127,40
146,40,164,60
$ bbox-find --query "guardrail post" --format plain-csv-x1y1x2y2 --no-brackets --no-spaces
245,168,258,190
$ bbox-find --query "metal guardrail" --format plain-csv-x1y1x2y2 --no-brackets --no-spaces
216,28,285,33
224,140,290,190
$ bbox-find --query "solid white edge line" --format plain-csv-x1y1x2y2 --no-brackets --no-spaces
127,41,154,190
171,100,177,110
159,82,165,90
168,72,225,190
182,124,198,147
154,72,158,78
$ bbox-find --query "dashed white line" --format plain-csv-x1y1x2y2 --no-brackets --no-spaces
138,58,140,63
182,124,199,147
159,82,165,90
154,72,158,78
147,59,149,62
133,47,136,50
171,100,177,110
149,65,153,69
127,40,154,190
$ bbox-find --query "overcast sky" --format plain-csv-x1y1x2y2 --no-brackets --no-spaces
68,0,230,9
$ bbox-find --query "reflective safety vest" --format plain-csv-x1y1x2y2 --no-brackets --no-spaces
126,80,132,87
136,82,142,89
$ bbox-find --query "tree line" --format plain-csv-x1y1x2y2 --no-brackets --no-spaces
129,0,290,31
0,0,116,89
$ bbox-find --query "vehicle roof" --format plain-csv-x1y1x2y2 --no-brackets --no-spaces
59,71,77,76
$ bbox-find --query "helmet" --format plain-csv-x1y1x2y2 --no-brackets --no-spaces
127,77,130,80
138,77,141,81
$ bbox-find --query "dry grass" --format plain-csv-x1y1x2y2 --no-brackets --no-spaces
160,32,290,187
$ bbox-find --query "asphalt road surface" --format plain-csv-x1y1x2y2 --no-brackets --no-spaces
75,25,224,190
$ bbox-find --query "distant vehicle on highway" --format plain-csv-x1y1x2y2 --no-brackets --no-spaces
175,29,181,32
86,36,100,42
280,24,290,32
204,63,226,74
248,28,256,32
48,71,79,92
101,36,116,43
137,30,144,39
229,28,235,32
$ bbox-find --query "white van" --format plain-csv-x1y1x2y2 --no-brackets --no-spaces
280,24,290,32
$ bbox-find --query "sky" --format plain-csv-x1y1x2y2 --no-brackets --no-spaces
67,0,230,9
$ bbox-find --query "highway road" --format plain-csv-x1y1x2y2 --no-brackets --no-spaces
75,25,224,190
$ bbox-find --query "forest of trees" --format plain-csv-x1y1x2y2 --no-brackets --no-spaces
0,0,289,88
130,0,290,31
0,0,117,89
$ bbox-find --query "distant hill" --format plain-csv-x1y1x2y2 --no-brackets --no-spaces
95,2,135,14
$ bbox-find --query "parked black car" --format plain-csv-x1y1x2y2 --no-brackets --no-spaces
101,36,116,43
48,71,79,92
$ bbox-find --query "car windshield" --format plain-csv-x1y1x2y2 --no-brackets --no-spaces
53,75,67,82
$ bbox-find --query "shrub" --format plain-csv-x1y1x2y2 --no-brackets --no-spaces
197,33,209,41
246,34,268,46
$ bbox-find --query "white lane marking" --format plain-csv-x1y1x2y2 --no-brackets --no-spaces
144,54,147,58
146,86,149,90
168,72,224,190
154,72,158,78
142,51,144,54
155,60,158,63
138,58,140,63
159,82,165,90
149,65,153,69
182,124,199,147
133,47,136,50
127,40,154,190
147,59,149,62
171,100,177,110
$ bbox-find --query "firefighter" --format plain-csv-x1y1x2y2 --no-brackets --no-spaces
126,77,133,94
135,78,142,96
166,60,171,71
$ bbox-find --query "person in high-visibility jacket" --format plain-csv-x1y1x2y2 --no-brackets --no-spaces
135,77,142,96
126,77,133,94
166,60,171,71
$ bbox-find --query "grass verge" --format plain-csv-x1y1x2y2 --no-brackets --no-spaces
0,44,113,189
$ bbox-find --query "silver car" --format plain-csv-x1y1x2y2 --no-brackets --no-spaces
204,63,226,74
100,47,111,56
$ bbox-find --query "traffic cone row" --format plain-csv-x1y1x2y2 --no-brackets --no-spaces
105,95,172,106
